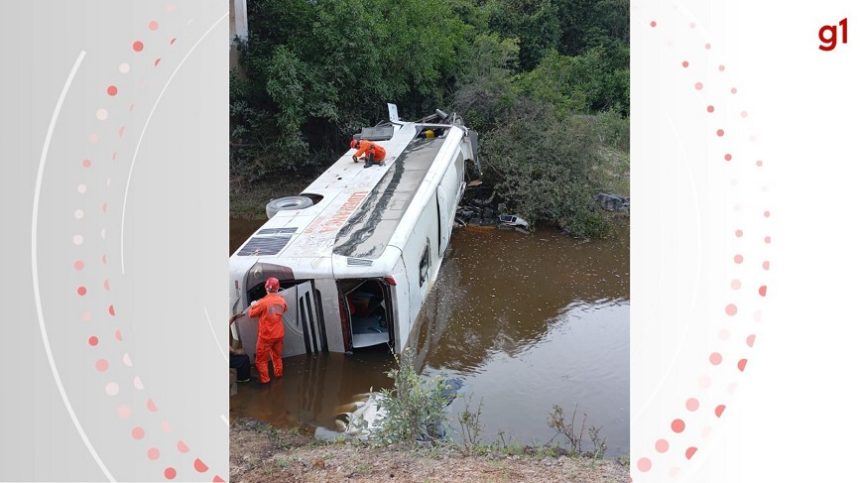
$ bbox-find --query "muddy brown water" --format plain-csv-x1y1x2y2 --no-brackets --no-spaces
229,219,629,456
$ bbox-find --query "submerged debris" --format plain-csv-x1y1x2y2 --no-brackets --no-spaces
594,192,629,213
499,214,529,230
325,378,463,443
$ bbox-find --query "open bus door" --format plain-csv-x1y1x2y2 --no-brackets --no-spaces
235,281,326,360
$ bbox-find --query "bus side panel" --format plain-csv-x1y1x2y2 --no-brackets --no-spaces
436,148,463,255
401,197,442,325
314,278,345,353
391,255,411,352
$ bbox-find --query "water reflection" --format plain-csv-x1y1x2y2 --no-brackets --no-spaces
229,349,395,431
410,228,629,455
413,228,628,373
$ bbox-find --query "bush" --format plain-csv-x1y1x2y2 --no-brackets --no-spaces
372,349,452,446
457,395,484,453
547,404,608,459
481,100,614,237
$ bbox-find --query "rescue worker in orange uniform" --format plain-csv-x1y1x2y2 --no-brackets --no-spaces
351,138,386,168
247,277,287,384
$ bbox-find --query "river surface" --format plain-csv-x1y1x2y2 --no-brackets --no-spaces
229,220,629,456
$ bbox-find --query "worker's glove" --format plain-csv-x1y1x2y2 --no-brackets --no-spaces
249,300,258,308
352,155,359,163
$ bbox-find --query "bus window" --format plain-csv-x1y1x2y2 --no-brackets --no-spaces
419,243,430,286
436,195,442,253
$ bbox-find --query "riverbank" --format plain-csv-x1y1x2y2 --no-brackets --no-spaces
230,418,628,482
230,175,315,220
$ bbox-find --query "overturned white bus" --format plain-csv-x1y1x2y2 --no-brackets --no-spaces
229,109,480,360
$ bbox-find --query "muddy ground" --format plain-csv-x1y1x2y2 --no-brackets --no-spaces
230,418,628,483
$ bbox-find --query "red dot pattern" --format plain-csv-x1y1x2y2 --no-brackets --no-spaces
194,458,209,473
642,14,772,479
71,14,218,481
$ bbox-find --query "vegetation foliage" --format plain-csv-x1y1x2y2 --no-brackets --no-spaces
548,404,608,459
231,0,629,236
372,349,452,447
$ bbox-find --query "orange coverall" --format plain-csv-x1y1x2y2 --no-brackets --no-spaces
248,292,287,383
354,140,386,164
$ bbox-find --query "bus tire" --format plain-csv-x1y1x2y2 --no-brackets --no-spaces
265,196,314,218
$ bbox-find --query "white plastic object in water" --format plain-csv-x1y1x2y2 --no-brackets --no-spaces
265,195,313,218
499,214,529,229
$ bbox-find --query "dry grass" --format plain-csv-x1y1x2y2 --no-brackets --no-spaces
230,418,629,483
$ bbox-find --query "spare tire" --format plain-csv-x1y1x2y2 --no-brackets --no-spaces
266,196,314,219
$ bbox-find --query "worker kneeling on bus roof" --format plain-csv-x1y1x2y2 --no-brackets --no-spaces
350,139,386,169
248,277,287,384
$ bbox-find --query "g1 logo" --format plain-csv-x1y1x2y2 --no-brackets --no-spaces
819,18,847,51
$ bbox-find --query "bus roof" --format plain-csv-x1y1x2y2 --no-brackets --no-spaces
231,120,464,277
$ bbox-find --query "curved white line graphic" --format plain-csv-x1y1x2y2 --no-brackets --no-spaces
120,11,229,273
32,50,116,482
204,307,228,362
632,117,702,422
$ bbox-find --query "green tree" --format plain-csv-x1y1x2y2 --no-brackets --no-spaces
516,47,629,115
554,0,629,56
232,0,631,235
449,33,520,133
485,0,561,70
232,0,468,179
